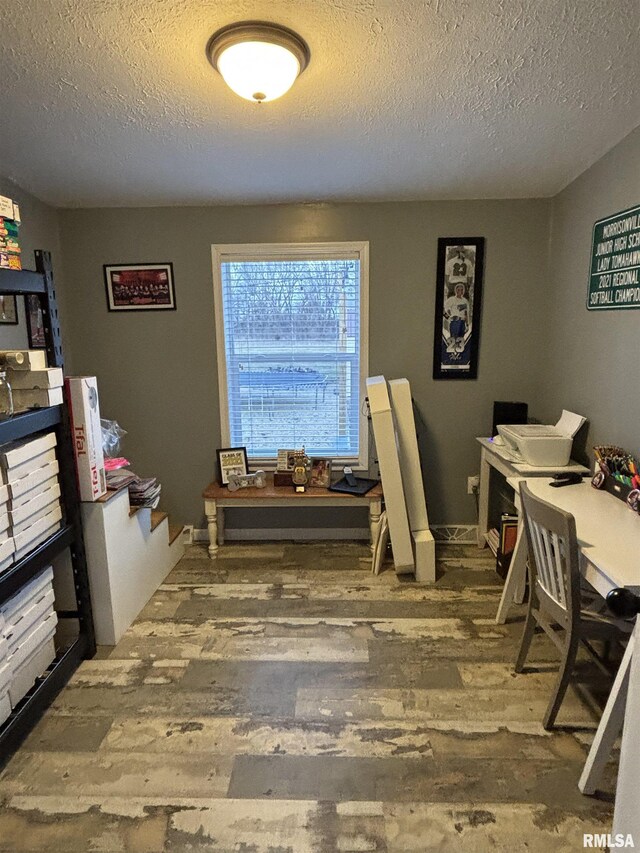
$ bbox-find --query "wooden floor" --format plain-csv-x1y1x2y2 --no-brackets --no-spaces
0,542,617,852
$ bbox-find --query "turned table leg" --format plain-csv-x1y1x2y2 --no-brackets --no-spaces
205,498,219,559
369,497,382,556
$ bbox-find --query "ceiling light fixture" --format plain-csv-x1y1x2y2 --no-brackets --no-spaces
206,21,310,104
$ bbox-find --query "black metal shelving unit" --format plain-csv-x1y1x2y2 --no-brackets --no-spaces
0,251,96,766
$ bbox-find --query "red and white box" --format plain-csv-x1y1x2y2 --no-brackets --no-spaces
65,377,107,502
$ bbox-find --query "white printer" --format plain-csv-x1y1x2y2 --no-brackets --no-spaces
496,410,586,467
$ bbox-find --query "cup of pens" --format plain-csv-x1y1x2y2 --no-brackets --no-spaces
592,445,640,512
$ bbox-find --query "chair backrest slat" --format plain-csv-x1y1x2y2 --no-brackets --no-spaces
551,531,567,608
520,483,580,621
529,520,548,590
530,519,556,601
541,526,559,602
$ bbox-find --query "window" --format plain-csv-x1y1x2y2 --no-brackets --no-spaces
213,242,369,468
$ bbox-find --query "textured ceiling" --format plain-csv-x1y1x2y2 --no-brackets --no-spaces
0,0,638,207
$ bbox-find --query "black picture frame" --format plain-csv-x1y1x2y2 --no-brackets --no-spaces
104,263,176,312
432,237,485,380
25,294,46,346
0,295,18,325
217,446,249,485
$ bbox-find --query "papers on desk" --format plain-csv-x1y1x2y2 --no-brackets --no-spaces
556,410,587,438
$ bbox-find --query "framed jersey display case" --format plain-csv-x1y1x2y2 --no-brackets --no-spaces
432,236,485,380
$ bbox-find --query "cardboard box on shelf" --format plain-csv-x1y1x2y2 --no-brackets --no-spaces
0,351,48,371
13,504,62,559
8,458,59,501
66,377,106,501
11,474,58,510
0,660,10,728
11,387,64,411
10,484,61,532
0,536,14,565
7,368,63,390
8,613,57,708
7,450,57,487
1,568,55,637
2,432,57,472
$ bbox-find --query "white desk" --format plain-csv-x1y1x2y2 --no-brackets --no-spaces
612,619,640,838
476,437,588,549
477,437,588,620
504,479,640,602
503,478,640,812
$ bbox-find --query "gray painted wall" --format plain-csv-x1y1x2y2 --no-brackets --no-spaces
539,127,640,462
58,199,551,528
0,177,66,353
7,123,638,532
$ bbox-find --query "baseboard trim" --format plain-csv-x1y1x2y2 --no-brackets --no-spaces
193,525,479,544
431,524,479,543
194,527,370,542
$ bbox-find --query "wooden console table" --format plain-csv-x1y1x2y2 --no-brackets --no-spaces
202,475,383,559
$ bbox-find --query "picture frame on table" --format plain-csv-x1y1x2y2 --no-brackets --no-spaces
433,237,485,380
25,294,46,346
310,458,332,488
0,295,18,325
217,446,249,486
276,449,298,472
104,262,176,312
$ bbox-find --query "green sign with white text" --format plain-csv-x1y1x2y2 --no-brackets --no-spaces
587,203,640,310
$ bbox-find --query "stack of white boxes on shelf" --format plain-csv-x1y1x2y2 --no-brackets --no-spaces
0,428,63,722
0,480,12,574
1,350,64,413
0,567,57,721
0,606,10,725
0,432,62,577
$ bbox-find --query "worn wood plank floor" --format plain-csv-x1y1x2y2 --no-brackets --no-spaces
0,542,617,852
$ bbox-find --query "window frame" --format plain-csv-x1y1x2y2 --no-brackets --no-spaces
212,241,370,470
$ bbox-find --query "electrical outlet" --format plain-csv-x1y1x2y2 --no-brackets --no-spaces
467,475,480,494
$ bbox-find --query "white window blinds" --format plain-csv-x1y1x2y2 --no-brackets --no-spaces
213,243,369,465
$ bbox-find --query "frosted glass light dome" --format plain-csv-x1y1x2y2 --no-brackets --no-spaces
207,22,310,104
218,41,300,103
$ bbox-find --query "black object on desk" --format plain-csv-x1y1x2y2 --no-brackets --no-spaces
329,476,379,496
549,472,583,488
492,401,528,437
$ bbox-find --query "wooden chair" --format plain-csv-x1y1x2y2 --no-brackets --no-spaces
515,483,632,730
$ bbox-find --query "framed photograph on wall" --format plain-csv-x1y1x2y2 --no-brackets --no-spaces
433,237,485,380
25,294,46,346
0,295,18,325
104,263,176,311
217,446,249,486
